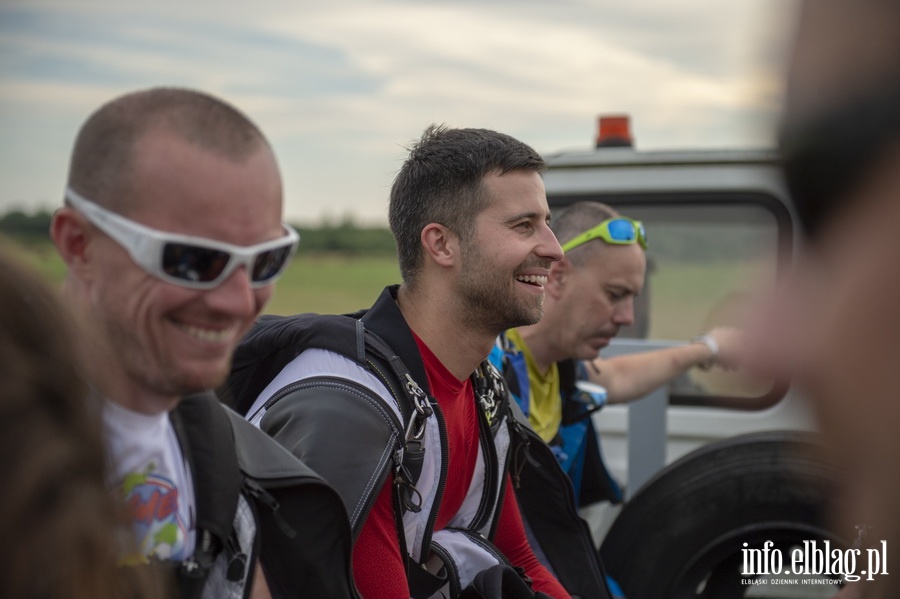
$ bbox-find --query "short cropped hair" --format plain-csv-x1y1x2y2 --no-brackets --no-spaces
67,87,270,212
389,124,545,284
551,201,619,266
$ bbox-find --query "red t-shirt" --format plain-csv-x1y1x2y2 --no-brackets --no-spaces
351,334,570,598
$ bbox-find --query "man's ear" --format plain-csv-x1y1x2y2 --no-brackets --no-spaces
51,207,92,277
420,223,458,268
546,257,571,300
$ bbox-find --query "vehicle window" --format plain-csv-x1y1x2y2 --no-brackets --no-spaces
552,192,790,409
624,200,782,402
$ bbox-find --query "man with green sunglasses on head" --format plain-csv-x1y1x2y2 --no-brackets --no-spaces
489,201,746,510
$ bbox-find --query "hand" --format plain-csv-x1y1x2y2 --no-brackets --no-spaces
703,326,747,370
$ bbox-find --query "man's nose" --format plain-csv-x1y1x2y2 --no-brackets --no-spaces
203,265,259,318
612,298,635,326
537,222,564,263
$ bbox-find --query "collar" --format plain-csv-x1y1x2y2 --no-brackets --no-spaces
361,285,432,396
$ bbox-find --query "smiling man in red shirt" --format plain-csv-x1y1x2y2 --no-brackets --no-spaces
237,126,614,598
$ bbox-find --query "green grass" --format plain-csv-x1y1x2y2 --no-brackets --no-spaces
265,252,400,315
2,238,68,282
647,259,769,340
3,238,399,316
4,238,765,338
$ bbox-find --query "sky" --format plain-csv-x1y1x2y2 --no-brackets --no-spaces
0,0,797,226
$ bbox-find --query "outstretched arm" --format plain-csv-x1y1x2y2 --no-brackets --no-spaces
584,326,746,404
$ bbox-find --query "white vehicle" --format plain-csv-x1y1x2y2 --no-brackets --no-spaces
542,116,837,598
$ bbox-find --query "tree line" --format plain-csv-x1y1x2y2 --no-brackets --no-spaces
0,209,398,255
3,209,770,263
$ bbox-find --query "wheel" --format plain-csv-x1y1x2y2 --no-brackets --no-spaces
599,430,843,598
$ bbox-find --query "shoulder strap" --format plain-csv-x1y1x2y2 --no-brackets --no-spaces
169,392,243,596
492,334,530,416
504,391,614,599
224,406,360,598
226,312,427,425
225,311,432,512
474,359,511,433
172,392,242,554
225,313,368,415
557,359,577,396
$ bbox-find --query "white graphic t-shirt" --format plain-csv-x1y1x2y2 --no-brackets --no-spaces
102,399,196,563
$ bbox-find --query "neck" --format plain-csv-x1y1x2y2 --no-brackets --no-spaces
116,391,181,415
397,283,496,381
515,320,564,375
95,372,181,415
64,278,180,415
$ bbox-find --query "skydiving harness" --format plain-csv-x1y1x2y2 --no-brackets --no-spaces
227,280,612,598
225,312,524,598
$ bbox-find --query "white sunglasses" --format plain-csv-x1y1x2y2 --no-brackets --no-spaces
65,188,299,289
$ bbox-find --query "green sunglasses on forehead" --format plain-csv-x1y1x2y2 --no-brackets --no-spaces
561,217,648,253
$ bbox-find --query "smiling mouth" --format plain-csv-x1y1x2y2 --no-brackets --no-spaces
176,323,235,344
515,274,548,287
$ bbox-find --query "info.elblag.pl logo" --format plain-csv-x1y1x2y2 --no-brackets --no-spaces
742,540,889,583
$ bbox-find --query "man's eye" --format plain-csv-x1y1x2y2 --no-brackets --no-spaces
516,221,533,231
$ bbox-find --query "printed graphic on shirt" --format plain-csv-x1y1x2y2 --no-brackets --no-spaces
120,463,188,562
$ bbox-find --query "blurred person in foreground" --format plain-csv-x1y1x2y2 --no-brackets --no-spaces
491,200,745,508
752,1,900,597
50,87,357,598
0,246,164,599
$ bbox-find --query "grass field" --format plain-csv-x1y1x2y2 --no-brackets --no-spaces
266,252,400,315
4,238,400,316
647,260,763,340
5,238,68,282
4,238,764,340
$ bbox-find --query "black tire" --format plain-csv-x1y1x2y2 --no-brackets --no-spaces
599,430,842,599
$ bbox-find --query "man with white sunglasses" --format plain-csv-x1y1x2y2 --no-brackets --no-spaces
51,87,357,599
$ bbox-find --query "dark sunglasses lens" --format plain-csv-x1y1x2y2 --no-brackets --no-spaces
252,245,293,282
163,243,230,283
607,219,637,242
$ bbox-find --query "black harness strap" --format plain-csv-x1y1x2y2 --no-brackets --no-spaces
170,393,244,597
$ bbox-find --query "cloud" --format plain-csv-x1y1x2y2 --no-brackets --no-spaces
262,1,788,132
0,0,797,223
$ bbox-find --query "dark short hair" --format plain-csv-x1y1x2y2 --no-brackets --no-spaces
67,87,270,212
551,201,619,266
388,124,545,284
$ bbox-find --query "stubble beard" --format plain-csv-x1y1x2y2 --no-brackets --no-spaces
99,309,227,402
458,248,546,335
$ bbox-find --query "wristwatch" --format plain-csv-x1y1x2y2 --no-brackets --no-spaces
691,334,719,370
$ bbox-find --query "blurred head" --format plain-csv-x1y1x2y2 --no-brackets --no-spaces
540,201,646,361
756,0,900,592
0,246,164,599
781,0,900,242
52,87,290,412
